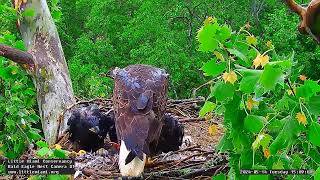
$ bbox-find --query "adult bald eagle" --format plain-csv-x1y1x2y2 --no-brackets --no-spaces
112,64,168,177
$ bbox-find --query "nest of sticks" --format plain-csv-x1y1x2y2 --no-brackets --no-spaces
8,98,229,180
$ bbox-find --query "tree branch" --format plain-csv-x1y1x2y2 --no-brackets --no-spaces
284,0,306,17
0,44,35,66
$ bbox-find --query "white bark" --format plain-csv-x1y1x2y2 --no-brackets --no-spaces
17,0,75,145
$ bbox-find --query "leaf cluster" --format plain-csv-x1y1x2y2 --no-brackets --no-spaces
28,141,71,180
0,4,41,174
197,17,320,179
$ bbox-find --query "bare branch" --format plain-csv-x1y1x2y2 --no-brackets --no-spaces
192,3,202,11
170,16,189,22
0,44,34,66
284,0,306,17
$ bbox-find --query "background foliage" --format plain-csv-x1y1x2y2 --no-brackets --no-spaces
0,1,40,173
59,0,320,99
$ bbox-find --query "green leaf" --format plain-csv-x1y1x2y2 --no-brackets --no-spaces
36,147,50,157
296,80,320,99
212,173,226,180
267,119,284,134
239,69,262,93
269,117,303,154
227,167,236,180
211,81,235,101
291,154,303,168
14,40,25,50
201,59,226,77
199,101,216,117
199,39,218,52
275,95,290,111
0,164,4,174
36,140,48,148
268,60,292,69
272,160,284,169
308,96,320,116
216,134,233,152
6,119,15,129
197,23,219,52
51,0,59,6
275,93,299,112
47,175,68,180
214,104,225,116
314,167,320,180
302,142,320,164
252,133,272,150
246,35,257,45
240,150,253,168
244,115,265,134
254,85,265,98
227,48,246,61
52,11,62,21
3,33,16,42
198,23,217,41
224,93,243,128
259,64,283,91
53,149,67,158
308,121,320,147
0,68,11,79
27,129,42,141
23,88,36,96
22,8,35,17
5,151,17,159
217,25,231,42
13,142,24,153
214,51,225,61
29,114,40,122
231,130,251,153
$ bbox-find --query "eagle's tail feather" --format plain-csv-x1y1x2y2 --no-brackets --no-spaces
125,151,136,165
119,140,146,177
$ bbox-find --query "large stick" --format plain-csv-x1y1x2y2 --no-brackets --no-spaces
285,0,306,17
0,44,34,67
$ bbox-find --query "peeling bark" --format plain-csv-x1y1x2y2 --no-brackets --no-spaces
12,0,75,145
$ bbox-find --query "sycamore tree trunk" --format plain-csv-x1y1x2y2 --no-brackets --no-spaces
0,0,75,145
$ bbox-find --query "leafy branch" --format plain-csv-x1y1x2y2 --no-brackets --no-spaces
196,16,320,179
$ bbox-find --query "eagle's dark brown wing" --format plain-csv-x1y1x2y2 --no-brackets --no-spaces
113,64,168,160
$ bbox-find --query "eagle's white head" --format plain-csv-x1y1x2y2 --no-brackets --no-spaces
118,140,147,177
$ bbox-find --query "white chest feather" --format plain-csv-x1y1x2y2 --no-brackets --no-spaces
118,140,146,177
